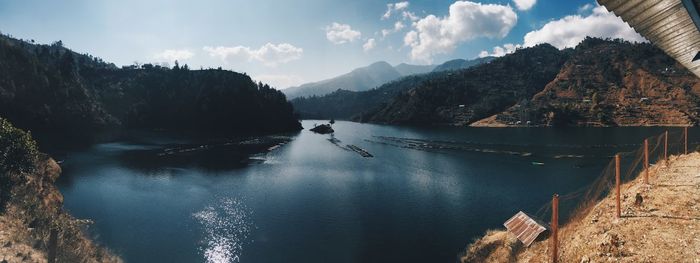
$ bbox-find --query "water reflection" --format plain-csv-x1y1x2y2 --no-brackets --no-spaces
54,121,678,263
194,197,254,263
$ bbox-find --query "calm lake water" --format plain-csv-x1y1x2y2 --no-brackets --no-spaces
53,121,682,263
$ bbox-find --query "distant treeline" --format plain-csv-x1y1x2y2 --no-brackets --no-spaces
0,33,301,141
292,37,700,127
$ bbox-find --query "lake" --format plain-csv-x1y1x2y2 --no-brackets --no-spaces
52,121,679,263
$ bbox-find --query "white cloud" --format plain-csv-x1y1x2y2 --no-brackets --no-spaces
513,0,536,11
402,11,419,21
394,21,405,31
478,43,521,57
382,1,410,20
381,21,406,37
254,74,305,89
153,49,194,62
363,38,377,52
394,2,409,10
325,22,362,44
382,29,392,37
523,5,646,49
203,43,303,67
577,3,593,14
403,1,517,63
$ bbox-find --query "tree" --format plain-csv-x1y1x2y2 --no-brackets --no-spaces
60,51,76,77
0,117,38,175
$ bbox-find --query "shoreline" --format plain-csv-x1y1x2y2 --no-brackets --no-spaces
460,152,700,262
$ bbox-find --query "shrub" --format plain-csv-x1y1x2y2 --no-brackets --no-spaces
0,117,38,175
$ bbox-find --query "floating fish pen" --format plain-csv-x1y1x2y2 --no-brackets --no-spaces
347,145,373,157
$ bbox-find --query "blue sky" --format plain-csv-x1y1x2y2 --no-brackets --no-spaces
0,0,644,88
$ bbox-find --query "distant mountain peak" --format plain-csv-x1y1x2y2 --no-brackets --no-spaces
283,56,493,99
283,61,404,99
368,61,392,67
393,63,436,76
432,57,494,72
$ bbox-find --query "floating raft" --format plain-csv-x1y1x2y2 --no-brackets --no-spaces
347,145,373,158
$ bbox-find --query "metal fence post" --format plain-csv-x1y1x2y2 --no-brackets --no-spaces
551,194,559,263
664,130,668,166
684,126,688,154
615,154,621,218
644,139,649,184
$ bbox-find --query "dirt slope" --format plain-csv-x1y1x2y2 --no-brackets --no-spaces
461,152,700,262
473,39,700,127
0,156,121,263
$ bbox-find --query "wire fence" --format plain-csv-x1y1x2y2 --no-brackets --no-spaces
532,128,687,224
524,127,692,262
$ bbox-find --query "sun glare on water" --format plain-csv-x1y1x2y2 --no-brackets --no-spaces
193,198,254,263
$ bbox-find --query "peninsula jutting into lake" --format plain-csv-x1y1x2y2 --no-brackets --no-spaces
1,0,699,262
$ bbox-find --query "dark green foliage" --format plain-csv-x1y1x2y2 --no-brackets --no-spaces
504,37,700,126
295,37,697,127
0,117,38,175
85,67,301,134
0,34,301,139
291,74,438,120
543,106,582,126
431,56,494,72
290,57,494,120
360,43,569,125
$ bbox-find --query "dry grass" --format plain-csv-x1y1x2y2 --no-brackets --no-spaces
0,156,122,263
462,152,700,263
460,230,522,263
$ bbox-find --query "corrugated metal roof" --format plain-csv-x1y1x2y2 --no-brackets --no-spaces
503,211,547,247
598,0,700,78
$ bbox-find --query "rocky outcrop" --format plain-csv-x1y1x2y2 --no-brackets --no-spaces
310,124,334,134
472,38,700,127
0,155,121,262
359,43,568,125
355,38,700,127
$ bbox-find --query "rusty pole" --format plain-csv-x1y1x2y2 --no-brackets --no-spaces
551,194,559,263
664,130,668,166
615,154,621,218
644,139,649,184
684,126,688,154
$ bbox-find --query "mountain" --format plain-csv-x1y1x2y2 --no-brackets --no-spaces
290,58,493,119
471,38,700,127
359,44,569,125
285,58,494,99
432,57,495,72
394,63,436,75
0,34,301,140
290,73,439,119
283,61,402,99
363,37,700,127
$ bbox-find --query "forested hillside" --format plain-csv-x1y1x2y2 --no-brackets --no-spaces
0,34,301,139
472,38,700,126
297,38,700,127
291,73,442,119
359,44,568,125
290,57,494,120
